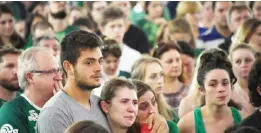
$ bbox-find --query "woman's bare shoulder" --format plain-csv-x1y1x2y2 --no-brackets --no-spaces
179,95,198,118
178,110,195,133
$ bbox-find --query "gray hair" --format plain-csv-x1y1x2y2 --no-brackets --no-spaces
17,47,52,89
33,35,59,47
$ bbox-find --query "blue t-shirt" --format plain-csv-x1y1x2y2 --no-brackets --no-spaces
197,26,231,49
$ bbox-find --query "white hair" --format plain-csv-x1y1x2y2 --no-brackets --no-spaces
17,47,52,89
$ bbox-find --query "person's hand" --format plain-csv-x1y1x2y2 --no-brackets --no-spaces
146,113,169,133
53,81,63,94
154,18,167,26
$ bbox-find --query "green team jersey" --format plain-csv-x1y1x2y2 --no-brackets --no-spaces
0,98,5,108
0,91,22,108
0,94,41,133
56,25,79,43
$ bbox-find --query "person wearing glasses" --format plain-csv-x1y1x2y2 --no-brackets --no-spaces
0,47,63,133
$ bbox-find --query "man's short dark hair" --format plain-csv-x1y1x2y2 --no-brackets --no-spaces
0,4,14,17
60,30,103,75
248,58,261,107
224,125,261,133
100,6,126,27
73,18,95,30
249,1,255,10
212,1,234,11
176,41,194,58
101,37,121,58
0,46,22,63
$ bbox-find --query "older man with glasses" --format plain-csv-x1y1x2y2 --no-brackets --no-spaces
0,47,62,133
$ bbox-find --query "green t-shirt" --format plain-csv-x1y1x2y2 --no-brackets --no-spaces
171,110,179,124
135,19,159,49
56,25,79,43
119,71,131,79
0,91,22,108
167,120,180,133
0,98,5,108
24,34,33,49
25,25,79,49
0,94,41,133
194,107,241,133
130,7,171,26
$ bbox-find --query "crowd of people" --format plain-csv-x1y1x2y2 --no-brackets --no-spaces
0,1,261,133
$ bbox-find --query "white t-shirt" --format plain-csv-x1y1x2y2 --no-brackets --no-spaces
119,44,141,73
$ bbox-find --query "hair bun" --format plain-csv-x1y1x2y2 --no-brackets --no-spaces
200,49,228,66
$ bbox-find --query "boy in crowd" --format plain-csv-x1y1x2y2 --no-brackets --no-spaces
100,6,141,73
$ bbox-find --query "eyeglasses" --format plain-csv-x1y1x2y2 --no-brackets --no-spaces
30,68,63,76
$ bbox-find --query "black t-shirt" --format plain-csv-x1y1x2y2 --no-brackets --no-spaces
239,110,261,132
123,24,150,54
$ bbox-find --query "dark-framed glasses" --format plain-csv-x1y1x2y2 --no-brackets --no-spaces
30,68,63,76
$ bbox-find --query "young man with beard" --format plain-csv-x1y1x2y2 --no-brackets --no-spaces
0,47,62,133
37,30,169,133
0,47,21,108
47,1,78,42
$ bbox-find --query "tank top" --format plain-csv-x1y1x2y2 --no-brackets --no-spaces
194,107,241,133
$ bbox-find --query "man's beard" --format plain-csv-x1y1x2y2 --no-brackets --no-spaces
0,81,20,92
74,69,101,91
50,11,67,19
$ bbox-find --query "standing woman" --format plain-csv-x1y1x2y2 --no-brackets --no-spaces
153,43,188,109
131,55,179,123
0,4,24,49
178,49,247,133
229,44,256,115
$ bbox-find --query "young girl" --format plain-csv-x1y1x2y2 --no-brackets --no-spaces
178,49,247,133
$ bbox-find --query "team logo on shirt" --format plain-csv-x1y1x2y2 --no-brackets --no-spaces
0,124,18,133
28,110,39,121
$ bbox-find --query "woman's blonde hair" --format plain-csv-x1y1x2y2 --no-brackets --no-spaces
157,18,195,48
131,55,177,121
231,18,261,52
176,1,202,18
229,43,256,62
